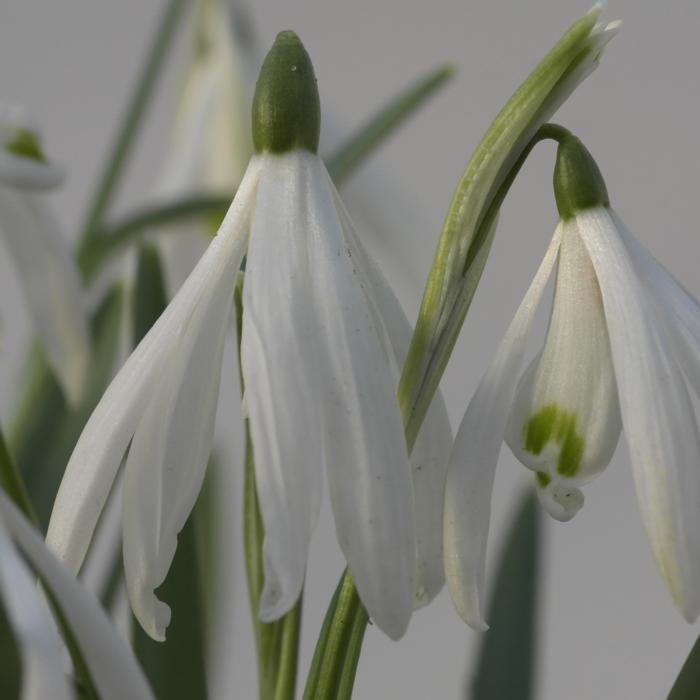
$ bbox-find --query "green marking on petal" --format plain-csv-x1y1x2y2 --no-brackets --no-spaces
524,403,585,478
536,471,551,489
4,129,46,162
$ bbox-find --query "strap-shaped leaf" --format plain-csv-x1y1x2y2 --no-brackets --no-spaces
470,491,541,700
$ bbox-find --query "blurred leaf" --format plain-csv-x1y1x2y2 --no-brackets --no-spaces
9,286,125,531
326,63,455,186
667,635,700,699
130,245,207,700
0,600,21,700
470,490,541,700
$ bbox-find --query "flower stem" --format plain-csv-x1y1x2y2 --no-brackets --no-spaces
302,570,367,700
77,0,187,250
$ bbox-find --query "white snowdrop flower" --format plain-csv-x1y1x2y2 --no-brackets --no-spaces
47,31,451,642
0,104,89,405
156,0,255,294
0,492,154,700
445,132,700,630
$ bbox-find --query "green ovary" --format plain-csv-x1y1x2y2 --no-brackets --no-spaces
524,403,585,478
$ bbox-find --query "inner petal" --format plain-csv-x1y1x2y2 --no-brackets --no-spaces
505,222,622,489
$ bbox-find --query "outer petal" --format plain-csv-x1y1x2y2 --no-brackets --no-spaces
333,187,452,608
308,156,415,639
578,207,700,621
241,153,326,621
0,188,89,405
614,213,700,398
46,159,261,574
0,525,71,700
0,494,155,700
444,226,562,629
123,227,238,641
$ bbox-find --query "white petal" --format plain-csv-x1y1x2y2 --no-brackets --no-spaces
0,524,71,700
310,157,415,639
0,494,155,700
614,213,700,398
333,189,452,608
577,207,700,620
46,158,261,574
0,151,64,190
505,223,621,489
241,154,326,621
535,479,584,522
0,189,89,405
123,227,238,641
444,226,562,629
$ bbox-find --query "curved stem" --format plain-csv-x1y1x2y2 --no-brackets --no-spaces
79,194,230,282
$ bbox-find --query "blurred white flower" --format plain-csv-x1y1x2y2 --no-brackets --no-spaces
0,492,154,700
47,32,451,643
155,0,254,295
0,105,89,405
445,136,700,630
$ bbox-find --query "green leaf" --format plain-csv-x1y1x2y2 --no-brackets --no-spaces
398,6,613,450
667,635,700,699
130,245,208,700
326,63,455,185
470,491,541,700
9,286,125,531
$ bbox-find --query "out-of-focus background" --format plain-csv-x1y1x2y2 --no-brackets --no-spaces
1,1,699,698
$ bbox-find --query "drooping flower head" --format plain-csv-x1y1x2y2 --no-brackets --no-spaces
445,129,700,629
47,31,451,642
0,105,89,405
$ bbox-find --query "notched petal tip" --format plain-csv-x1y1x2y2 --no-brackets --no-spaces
132,582,172,643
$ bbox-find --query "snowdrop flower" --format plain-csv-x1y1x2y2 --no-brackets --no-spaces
0,492,154,700
0,105,89,405
47,31,451,641
445,132,700,629
156,0,255,293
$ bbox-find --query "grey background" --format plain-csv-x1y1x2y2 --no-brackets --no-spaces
1,0,700,698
